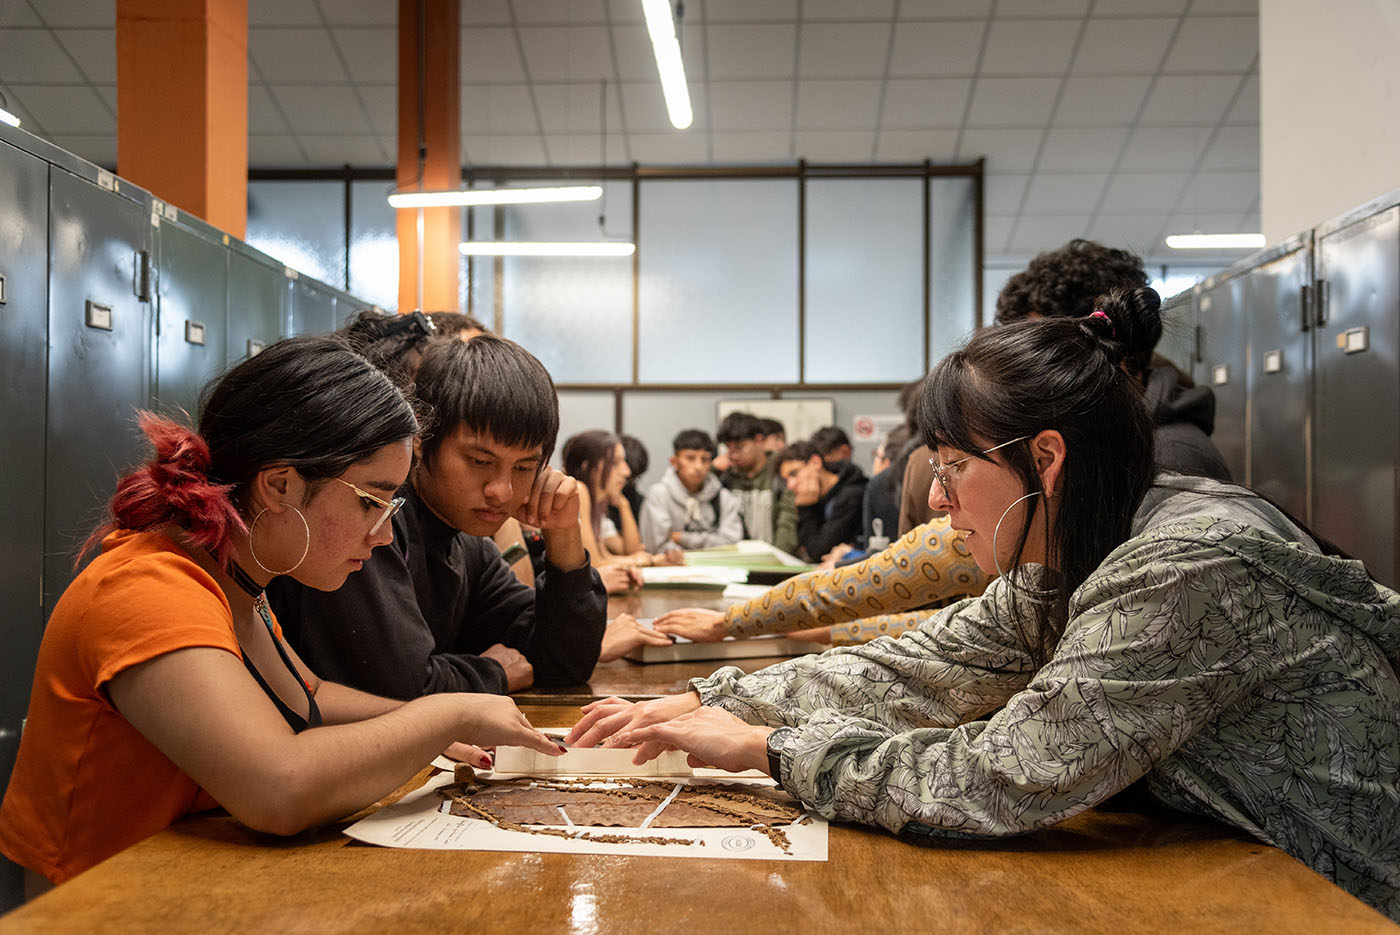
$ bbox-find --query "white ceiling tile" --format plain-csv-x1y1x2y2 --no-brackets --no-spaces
299,133,391,165
1086,215,1167,256
880,78,972,127
52,134,116,166
1038,127,1130,171
1093,0,1187,13
332,28,397,83
1069,18,1175,75
1008,214,1092,252
626,130,710,164
620,80,691,132
984,174,1029,213
1162,15,1256,73
1022,173,1107,213
965,77,1058,126
1199,124,1258,170
1055,75,1151,124
248,83,290,133
0,87,47,133
1138,75,1239,124
249,133,310,166
0,1,41,26
528,131,626,164
356,84,396,135
512,0,609,24
0,29,85,81
93,84,116,112
1164,211,1255,235
1177,171,1259,214
980,19,1081,76
462,0,512,26
1098,172,1189,211
462,27,527,83
984,214,1015,252
956,127,1044,171
464,133,548,165
997,0,1089,15
534,82,607,134
1190,0,1256,13
703,0,799,21
319,0,397,26
901,0,993,17
710,131,793,162
29,0,112,27
803,0,896,18
249,0,320,26
611,23,660,81
797,22,890,78
793,130,875,161
518,25,613,81
707,80,792,131
12,84,112,133
52,28,115,83
250,28,347,82
270,84,371,133
795,80,882,130
1223,73,1257,123
602,0,644,25
461,84,541,134
888,20,986,76
872,128,960,161
1118,125,1210,170
703,23,797,79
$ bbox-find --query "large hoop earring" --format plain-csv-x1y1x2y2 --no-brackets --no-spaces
991,491,1058,605
248,506,311,576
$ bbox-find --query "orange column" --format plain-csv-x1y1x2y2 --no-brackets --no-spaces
397,0,461,313
116,0,247,238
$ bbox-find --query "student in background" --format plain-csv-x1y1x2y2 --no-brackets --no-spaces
427,311,489,341
268,336,616,697
639,429,744,552
809,426,853,468
757,418,786,454
0,337,560,893
777,441,866,562
615,435,649,524
859,423,909,553
715,412,799,556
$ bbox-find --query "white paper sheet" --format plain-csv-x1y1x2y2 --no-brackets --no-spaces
492,743,694,777
343,771,827,861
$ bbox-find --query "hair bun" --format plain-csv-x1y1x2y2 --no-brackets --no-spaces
1085,286,1162,377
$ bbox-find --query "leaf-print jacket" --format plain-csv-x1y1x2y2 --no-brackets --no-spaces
692,474,1400,918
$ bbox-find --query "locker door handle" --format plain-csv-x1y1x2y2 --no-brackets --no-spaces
1313,278,1328,328
135,250,152,303
1299,283,1310,333
1194,324,1204,364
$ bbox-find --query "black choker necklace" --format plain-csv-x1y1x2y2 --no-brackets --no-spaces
229,561,265,600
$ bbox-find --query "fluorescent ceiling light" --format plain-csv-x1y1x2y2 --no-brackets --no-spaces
0,108,19,128
459,241,636,257
641,0,692,130
1165,233,1266,250
388,185,602,209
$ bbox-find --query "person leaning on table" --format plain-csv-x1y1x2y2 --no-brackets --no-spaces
568,287,1400,922
0,337,560,897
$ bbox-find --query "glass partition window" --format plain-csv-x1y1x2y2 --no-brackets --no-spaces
498,181,633,383
638,179,799,384
805,179,924,382
246,181,346,289
349,180,399,311
928,176,978,366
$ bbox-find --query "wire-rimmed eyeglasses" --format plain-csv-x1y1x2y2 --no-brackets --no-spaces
928,436,1031,500
334,478,405,535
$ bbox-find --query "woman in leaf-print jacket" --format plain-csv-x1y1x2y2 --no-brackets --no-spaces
569,286,1400,920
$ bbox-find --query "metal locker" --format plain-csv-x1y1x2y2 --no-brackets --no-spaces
1313,201,1400,588
227,244,286,366
152,215,229,422
286,275,338,337
44,168,152,619
1194,273,1248,484
0,140,49,827
1243,235,1312,524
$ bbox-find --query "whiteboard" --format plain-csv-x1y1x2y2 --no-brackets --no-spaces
716,398,835,442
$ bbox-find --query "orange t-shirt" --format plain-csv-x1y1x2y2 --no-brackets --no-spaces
0,530,244,884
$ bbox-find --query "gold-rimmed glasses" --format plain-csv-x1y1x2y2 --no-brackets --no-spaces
334,478,405,535
928,436,1031,500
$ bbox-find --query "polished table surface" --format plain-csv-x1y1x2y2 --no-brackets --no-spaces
1,588,1395,933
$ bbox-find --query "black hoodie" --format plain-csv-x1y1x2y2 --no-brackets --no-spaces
1143,365,1232,482
795,460,868,561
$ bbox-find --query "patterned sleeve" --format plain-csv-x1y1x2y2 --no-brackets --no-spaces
742,529,1304,838
693,579,1038,731
722,517,991,639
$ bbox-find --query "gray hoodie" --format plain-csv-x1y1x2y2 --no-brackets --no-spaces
639,467,744,552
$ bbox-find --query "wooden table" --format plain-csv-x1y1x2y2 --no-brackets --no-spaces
1,702,1394,934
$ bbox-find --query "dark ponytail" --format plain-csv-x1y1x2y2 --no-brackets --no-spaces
83,336,419,566
920,286,1159,666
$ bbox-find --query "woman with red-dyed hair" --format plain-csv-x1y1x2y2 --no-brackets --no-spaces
0,336,561,898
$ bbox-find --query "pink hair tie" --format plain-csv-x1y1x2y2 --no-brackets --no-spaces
1089,309,1115,336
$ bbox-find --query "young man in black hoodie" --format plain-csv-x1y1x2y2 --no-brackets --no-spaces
776,440,867,562
268,335,611,697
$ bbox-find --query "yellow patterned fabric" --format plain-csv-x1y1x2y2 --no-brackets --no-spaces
723,516,991,643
